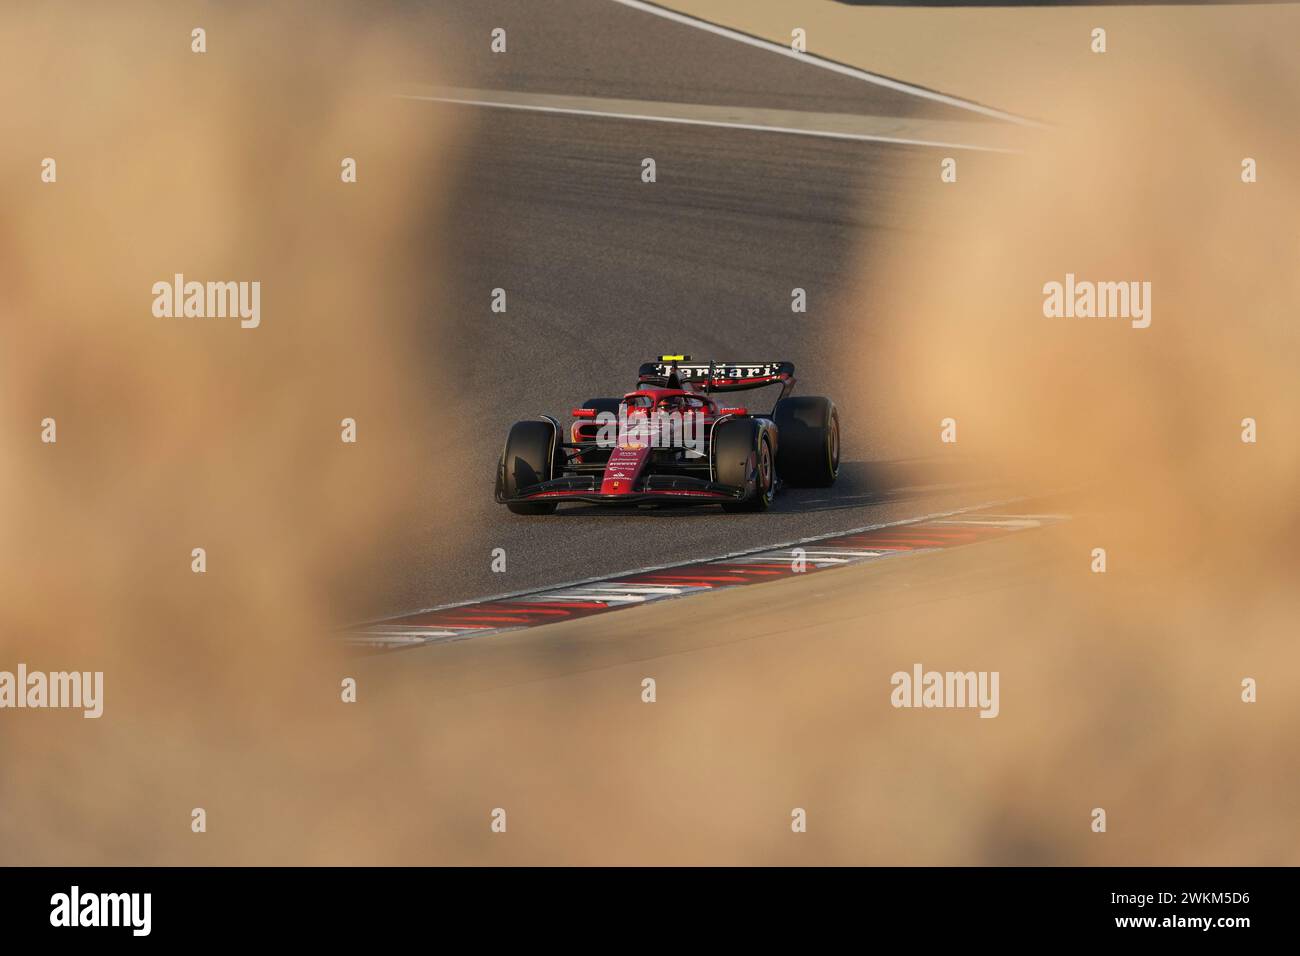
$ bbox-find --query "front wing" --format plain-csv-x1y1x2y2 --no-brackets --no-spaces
497,473,744,506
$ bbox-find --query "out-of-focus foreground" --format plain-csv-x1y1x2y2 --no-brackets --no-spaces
1,2,1295,864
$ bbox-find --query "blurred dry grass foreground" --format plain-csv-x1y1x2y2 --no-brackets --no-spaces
0,1,1296,864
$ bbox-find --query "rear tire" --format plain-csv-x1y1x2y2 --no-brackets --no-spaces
581,398,623,416
773,396,839,488
498,419,561,515
713,418,774,513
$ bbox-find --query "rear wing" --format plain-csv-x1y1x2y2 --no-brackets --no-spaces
637,357,796,397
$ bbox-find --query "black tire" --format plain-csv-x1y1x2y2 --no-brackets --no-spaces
581,398,623,416
713,417,774,513
773,396,839,488
498,419,561,515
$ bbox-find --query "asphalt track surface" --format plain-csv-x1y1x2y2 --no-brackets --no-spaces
365,0,1031,621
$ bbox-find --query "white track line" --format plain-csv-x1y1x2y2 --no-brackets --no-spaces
605,0,1043,127
399,93,1019,153
351,493,1042,628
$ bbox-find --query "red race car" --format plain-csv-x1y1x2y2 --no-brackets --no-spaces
494,356,839,514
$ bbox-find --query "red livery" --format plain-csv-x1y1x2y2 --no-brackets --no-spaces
495,356,840,514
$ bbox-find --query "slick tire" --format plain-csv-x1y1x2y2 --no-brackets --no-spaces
713,418,775,513
581,398,623,416
773,396,839,488
499,419,561,515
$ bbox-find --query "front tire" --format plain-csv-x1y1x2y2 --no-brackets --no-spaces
713,418,774,513
498,419,561,515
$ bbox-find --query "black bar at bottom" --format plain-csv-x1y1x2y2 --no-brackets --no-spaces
0,866,1282,942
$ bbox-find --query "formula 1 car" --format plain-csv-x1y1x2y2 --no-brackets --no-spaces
494,356,839,514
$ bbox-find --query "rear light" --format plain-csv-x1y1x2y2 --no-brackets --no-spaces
571,408,598,418
719,407,748,416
